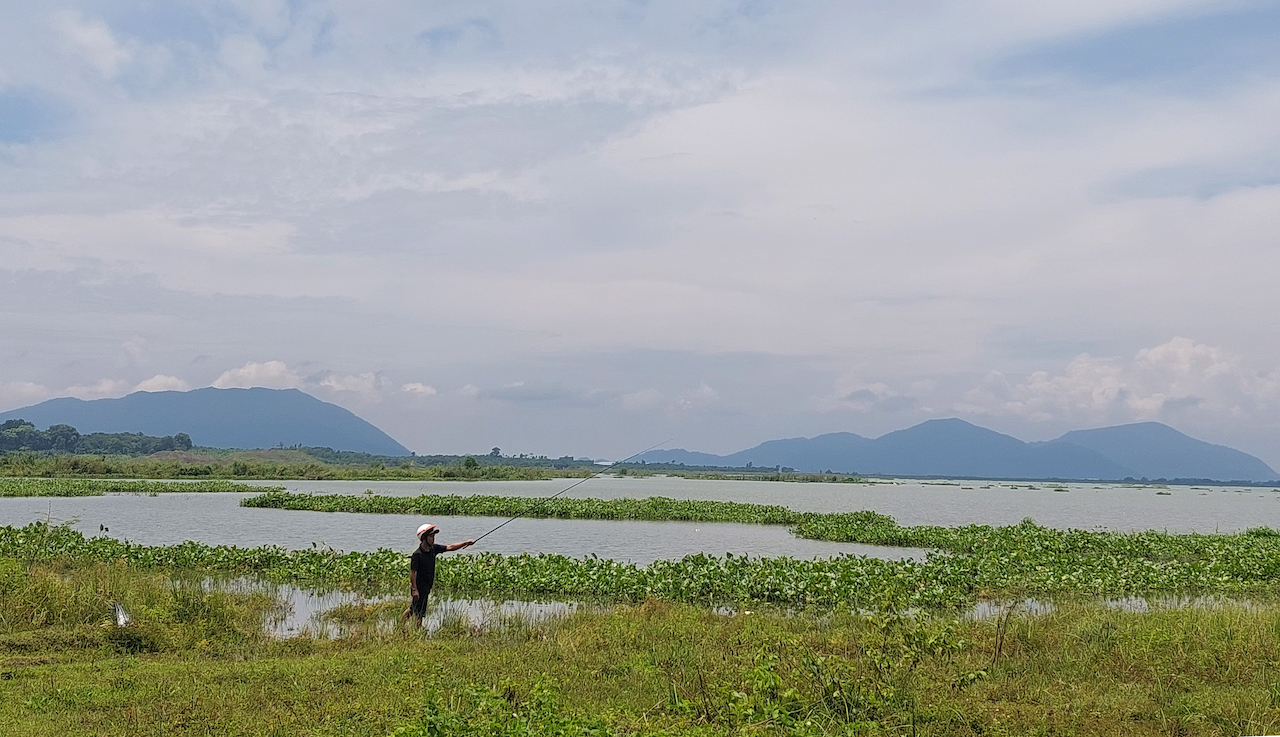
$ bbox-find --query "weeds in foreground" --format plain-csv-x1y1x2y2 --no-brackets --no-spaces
4,558,1280,737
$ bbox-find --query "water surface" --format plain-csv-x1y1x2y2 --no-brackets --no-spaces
246,476,1280,532
3,476,1276,564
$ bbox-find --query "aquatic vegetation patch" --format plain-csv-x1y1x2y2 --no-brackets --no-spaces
241,490,797,524
7,516,1280,610
242,493,1280,601
0,478,275,497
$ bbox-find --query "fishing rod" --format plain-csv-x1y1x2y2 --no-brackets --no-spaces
469,439,670,546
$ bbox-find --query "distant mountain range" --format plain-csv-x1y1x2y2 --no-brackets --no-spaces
637,419,1278,483
0,388,410,456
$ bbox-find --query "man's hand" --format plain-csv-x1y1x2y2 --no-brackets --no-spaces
463,540,475,548
411,588,419,598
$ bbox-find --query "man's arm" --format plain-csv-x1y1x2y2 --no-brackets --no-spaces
445,540,475,552
410,569,418,597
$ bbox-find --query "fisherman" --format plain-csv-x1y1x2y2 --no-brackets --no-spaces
404,523,474,627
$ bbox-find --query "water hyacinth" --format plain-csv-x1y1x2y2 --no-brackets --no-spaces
7,514,1280,609
0,478,275,497
241,490,797,524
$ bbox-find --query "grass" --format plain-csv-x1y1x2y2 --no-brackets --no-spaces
3,556,1280,736
0,478,276,497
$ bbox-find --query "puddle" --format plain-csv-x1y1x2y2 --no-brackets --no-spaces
965,595,1263,620
965,598,1055,620
195,578,584,638
178,575,1278,637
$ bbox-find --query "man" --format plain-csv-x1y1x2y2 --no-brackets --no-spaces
404,523,475,627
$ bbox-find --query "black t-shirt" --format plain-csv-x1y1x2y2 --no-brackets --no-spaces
410,543,448,592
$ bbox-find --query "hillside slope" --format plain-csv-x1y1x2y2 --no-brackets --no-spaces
0,387,410,456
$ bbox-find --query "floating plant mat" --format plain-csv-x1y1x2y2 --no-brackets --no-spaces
0,478,276,497
7,517,1280,611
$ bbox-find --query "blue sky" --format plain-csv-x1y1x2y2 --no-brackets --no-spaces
1,0,1278,467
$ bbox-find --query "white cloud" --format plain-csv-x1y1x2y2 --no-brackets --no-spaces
318,371,390,399
64,378,130,399
0,381,49,408
676,382,719,409
962,338,1278,424
620,388,664,411
3,1,1280,466
134,375,189,392
218,35,269,78
54,10,131,78
212,361,303,389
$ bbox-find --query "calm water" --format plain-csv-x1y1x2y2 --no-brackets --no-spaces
2,476,1277,564
247,476,1280,531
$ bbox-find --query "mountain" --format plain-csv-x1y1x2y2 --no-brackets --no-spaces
0,387,410,456
639,419,1277,482
1050,422,1275,483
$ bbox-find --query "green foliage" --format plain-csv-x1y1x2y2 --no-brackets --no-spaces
390,681,612,737
10,512,1280,611
7,591,1280,735
0,452,593,481
0,478,274,497
0,559,276,654
244,492,1280,601
0,419,191,455
241,491,797,524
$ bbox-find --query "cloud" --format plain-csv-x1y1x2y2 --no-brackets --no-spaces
133,375,189,392
620,388,664,411
54,10,132,78
961,337,1277,424
0,381,49,408
676,382,719,409
810,378,919,414
402,382,438,397
64,378,130,398
318,371,391,399
212,361,303,389
3,1,1280,467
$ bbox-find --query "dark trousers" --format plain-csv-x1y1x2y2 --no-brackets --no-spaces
409,588,431,618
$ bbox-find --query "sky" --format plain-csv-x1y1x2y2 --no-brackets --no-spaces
1,1,1278,467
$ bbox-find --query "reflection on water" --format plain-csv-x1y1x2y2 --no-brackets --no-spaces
203,578,583,638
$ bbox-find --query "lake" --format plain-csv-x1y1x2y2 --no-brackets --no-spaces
1,476,1276,564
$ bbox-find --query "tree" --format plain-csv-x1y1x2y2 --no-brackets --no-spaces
45,424,80,452
489,447,501,457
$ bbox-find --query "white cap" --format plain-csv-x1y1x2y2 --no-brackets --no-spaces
416,523,438,538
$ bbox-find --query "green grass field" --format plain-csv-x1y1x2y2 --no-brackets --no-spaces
3,557,1280,735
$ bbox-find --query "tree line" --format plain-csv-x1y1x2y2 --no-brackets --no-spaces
0,419,192,455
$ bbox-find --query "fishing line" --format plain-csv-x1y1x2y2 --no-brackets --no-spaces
470,439,670,546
